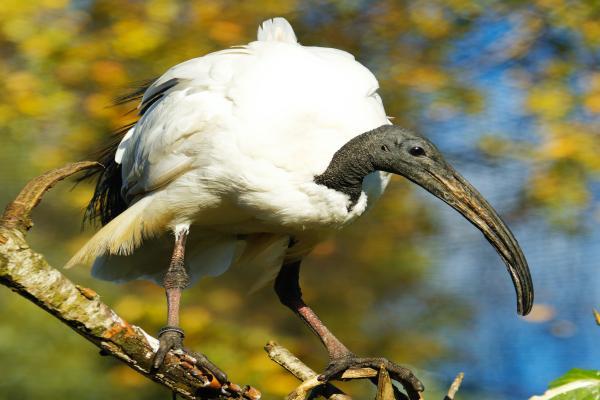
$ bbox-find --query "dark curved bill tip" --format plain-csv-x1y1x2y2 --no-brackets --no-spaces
411,166,534,316
441,171,533,315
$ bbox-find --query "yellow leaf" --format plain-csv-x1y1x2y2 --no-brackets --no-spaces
209,21,244,44
114,295,147,321
393,65,449,92
583,92,600,114
84,93,115,118
180,306,212,334
582,20,600,45
409,4,451,39
2,17,35,41
146,0,179,23
526,85,573,119
91,60,128,86
111,20,165,57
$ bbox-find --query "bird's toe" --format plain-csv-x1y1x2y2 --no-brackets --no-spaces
317,353,358,382
376,358,424,395
318,354,424,399
187,350,228,383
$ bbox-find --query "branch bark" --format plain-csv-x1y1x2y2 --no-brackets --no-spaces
0,162,260,400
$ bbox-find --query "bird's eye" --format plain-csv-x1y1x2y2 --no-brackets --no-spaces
381,145,390,152
409,146,425,157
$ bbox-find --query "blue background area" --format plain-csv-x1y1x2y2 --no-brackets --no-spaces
402,15,600,399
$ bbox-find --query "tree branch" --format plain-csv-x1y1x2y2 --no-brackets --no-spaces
265,341,463,400
0,162,260,400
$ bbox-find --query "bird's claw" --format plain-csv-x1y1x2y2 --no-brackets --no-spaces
153,326,185,369
318,354,424,398
187,350,228,384
152,327,228,384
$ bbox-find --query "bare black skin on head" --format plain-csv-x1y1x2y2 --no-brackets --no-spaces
315,124,534,316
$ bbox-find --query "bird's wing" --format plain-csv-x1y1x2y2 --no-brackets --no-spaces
117,21,301,202
117,49,253,201
234,234,291,293
92,232,241,284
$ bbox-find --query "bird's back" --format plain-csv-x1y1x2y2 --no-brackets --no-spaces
117,20,387,202
69,18,389,286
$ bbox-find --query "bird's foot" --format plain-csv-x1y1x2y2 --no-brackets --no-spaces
318,354,424,399
152,326,228,384
153,326,185,369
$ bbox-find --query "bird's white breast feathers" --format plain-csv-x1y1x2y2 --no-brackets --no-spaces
73,18,390,285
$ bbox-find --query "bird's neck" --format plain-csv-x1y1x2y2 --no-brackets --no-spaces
314,133,376,207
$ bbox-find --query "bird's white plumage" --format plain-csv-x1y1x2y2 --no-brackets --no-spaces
257,17,298,43
68,18,391,286
115,127,134,164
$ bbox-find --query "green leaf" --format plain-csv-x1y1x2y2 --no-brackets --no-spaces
534,384,600,400
530,369,600,400
550,369,600,388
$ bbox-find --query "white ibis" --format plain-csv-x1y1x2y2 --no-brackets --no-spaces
67,17,533,395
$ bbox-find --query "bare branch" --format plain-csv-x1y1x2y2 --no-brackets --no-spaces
0,162,260,400
265,341,352,400
444,373,464,400
1,161,100,231
376,367,395,400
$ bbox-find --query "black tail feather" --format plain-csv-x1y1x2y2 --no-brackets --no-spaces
82,79,157,226
79,124,133,226
113,78,157,106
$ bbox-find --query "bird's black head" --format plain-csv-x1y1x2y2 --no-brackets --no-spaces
368,126,446,178
317,124,534,316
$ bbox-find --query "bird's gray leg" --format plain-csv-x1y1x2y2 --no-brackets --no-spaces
274,260,424,398
152,229,227,383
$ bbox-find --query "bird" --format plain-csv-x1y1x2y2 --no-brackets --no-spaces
67,17,534,396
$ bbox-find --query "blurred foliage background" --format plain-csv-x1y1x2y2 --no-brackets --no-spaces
0,0,599,399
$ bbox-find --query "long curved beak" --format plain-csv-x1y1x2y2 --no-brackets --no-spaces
407,164,534,315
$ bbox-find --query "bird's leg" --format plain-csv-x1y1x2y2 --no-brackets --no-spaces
274,260,350,359
274,260,424,398
153,229,189,368
153,229,227,383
